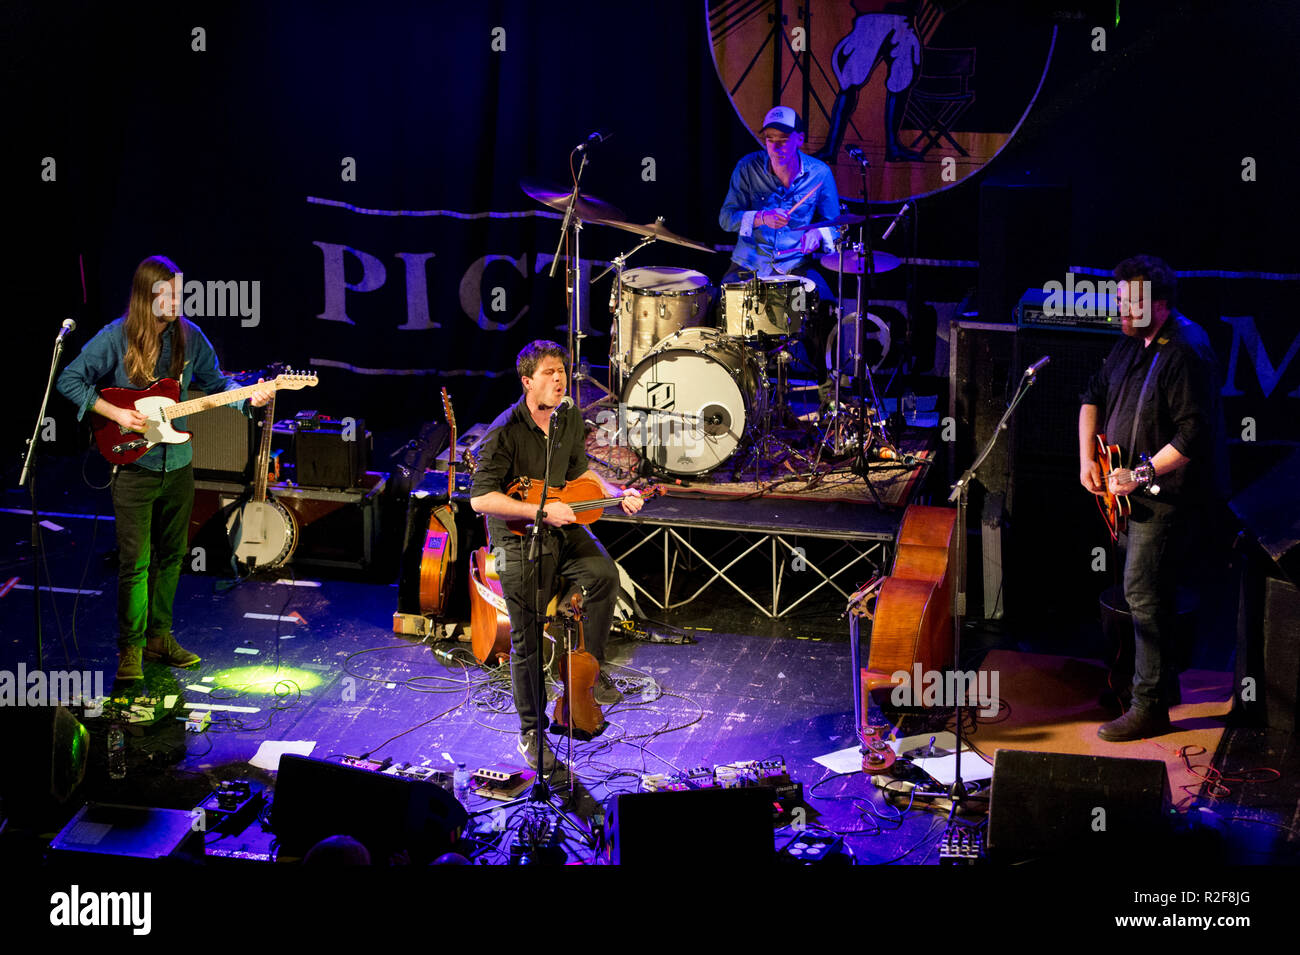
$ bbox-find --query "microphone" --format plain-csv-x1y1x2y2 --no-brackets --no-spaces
56,318,76,343
550,395,574,417
577,130,612,151
1025,355,1051,377
881,203,911,242
845,144,870,166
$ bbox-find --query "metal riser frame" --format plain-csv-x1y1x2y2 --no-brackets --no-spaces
604,523,891,619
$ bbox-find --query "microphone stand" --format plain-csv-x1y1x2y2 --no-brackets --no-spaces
943,366,1041,817
474,399,594,856
19,321,76,670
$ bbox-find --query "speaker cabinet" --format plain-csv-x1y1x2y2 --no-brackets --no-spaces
187,389,254,481
271,754,467,862
987,750,1171,863
1235,557,1300,732
605,787,776,865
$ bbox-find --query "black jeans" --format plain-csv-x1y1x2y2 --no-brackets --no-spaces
111,464,194,650
1120,499,1188,713
494,525,620,734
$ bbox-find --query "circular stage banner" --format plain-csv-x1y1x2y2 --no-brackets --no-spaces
708,0,1058,204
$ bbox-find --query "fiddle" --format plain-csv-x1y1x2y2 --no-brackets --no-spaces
503,475,661,535
550,590,607,742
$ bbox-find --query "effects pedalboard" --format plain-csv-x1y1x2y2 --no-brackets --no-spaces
339,756,532,800
641,757,803,823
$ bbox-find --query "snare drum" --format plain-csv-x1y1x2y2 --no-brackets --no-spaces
620,327,759,475
615,267,712,373
720,275,817,338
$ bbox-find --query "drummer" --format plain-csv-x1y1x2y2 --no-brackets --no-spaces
719,105,841,384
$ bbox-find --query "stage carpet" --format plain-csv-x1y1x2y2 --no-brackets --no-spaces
964,649,1234,808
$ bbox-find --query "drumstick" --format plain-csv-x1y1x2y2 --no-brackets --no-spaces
787,186,819,216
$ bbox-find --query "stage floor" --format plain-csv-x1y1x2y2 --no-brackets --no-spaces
1,468,1293,869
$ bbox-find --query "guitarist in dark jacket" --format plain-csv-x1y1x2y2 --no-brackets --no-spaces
470,340,642,771
57,256,273,683
1078,255,1227,741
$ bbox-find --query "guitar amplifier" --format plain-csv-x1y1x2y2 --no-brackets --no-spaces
188,389,254,481
297,419,370,488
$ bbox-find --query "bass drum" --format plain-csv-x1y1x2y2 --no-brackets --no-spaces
620,327,758,476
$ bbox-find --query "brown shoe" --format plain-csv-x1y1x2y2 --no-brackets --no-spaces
1097,706,1172,742
116,645,144,682
144,632,201,668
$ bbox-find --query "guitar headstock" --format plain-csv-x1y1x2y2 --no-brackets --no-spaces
273,370,319,391
441,387,457,437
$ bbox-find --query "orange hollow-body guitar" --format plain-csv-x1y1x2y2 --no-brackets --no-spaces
1094,433,1132,541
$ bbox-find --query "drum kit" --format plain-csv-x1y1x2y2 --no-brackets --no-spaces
522,172,908,483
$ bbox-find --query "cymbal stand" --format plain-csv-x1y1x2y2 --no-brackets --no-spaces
844,156,898,476
593,234,658,401
549,145,602,414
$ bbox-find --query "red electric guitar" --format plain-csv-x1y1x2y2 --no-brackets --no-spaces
92,372,317,465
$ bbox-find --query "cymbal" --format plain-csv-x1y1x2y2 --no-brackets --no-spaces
819,250,901,274
520,179,627,224
792,213,867,232
618,218,716,253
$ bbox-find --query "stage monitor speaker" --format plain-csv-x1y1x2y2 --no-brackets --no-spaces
977,183,1070,325
605,786,776,865
188,389,254,480
297,421,370,487
987,750,1171,863
2,705,88,817
271,753,468,862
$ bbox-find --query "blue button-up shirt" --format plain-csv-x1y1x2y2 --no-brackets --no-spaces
718,150,841,274
57,317,245,472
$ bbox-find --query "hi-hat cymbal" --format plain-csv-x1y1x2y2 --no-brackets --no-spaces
819,250,902,274
520,179,627,224
619,218,716,253
792,213,867,232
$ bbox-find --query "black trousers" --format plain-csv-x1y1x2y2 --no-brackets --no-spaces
494,525,620,734
111,464,194,650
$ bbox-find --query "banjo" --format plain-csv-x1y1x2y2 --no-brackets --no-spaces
226,390,297,572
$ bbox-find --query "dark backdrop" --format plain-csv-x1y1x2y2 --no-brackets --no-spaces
7,0,1298,483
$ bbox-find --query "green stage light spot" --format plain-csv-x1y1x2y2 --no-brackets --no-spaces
208,665,323,694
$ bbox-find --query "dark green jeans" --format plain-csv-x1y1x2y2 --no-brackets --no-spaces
111,464,194,649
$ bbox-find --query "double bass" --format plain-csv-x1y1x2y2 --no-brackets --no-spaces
857,504,958,709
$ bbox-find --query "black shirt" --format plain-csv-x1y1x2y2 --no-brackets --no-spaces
1079,313,1227,503
469,395,589,545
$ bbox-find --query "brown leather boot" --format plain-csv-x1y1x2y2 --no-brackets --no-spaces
144,632,201,668
116,645,144,682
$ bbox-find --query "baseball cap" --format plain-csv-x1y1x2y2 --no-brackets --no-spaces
760,106,803,135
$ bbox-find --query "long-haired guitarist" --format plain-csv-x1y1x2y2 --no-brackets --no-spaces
469,340,642,772
56,255,274,683
1077,255,1227,742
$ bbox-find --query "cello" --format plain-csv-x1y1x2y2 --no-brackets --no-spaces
550,590,607,741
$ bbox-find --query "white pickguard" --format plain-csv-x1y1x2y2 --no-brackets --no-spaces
131,395,188,446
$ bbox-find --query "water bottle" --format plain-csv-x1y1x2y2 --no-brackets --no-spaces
453,761,471,804
902,390,917,425
108,724,127,780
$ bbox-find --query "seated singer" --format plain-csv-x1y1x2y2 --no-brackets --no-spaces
718,105,841,383
470,341,643,772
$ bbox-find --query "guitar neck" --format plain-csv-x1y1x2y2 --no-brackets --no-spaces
162,381,276,421
252,394,276,502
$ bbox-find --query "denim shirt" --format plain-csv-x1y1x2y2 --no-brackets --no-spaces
57,317,245,472
718,150,841,274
